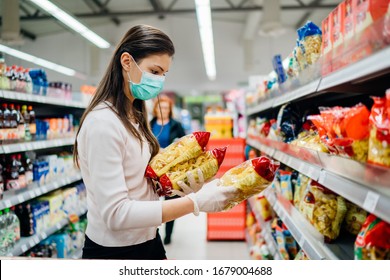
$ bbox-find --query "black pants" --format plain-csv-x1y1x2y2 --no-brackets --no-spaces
82,230,166,260
164,195,179,241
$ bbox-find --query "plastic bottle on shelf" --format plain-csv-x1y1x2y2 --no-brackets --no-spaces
16,66,26,93
7,207,21,248
16,154,26,189
28,105,36,139
0,210,9,255
21,105,31,141
0,159,4,200
2,103,11,142
5,155,20,191
24,69,33,94
23,153,33,185
9,104,19,141
9,65,18,91
3,208,14,251
0,53,9,90
0,105,4,141
16,105,25,141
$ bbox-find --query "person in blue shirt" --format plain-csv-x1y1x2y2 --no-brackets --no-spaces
150,95,185,244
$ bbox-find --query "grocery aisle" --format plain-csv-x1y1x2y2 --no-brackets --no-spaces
160,213,250,260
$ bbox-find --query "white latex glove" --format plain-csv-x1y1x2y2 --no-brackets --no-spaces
186,179,237,214
172,169,205,197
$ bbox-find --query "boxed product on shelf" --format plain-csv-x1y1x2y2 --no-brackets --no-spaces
37,190,64,226
330,2,346,71
31,200,50,233
62,187,78,216
41,233,70,258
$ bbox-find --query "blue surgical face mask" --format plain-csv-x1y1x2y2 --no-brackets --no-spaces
127,57,165,101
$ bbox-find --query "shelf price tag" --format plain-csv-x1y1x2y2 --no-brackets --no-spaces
29,240,35,247
17,194,24,204
363,191,380,213
21,244,28,253
4,200,12,209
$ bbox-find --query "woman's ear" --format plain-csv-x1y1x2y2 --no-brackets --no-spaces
120,52,132,72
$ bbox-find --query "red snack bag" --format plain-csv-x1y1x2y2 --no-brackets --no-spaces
355,214,390,259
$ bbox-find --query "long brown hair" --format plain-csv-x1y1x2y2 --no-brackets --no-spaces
73,24,175,168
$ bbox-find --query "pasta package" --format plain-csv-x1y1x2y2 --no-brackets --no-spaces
368,95,390,167
295,21,322,71
219,156,280,210
145,131,210,179
159,147,227,196
344,202,368,236
355,214,390,260
300,181,347,242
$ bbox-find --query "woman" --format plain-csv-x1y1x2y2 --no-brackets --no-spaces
73,24,237,260
150,95,185,245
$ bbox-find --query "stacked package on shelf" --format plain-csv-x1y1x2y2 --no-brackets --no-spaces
322,0,390,74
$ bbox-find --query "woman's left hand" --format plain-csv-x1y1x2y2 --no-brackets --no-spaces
172,169,205,197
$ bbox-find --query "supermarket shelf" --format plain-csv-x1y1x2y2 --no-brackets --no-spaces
246,46,390,116
263,187,354,260
1,137,75,154
272,79,320,108
246,98,274,116
0,90,87,109
0,172,82,211
318,47,390,91
247,136,390,224
7,206,88,257
247,197,282,260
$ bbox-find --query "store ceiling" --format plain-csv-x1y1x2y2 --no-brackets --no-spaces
1,0,339,41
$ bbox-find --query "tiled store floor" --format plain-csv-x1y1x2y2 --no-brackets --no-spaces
160,212,250,260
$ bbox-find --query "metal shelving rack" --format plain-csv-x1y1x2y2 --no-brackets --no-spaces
245,45,390,260
6,206,87,257
0,88,86,258
247,197,282,260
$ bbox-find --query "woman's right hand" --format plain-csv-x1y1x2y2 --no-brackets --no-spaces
186,179,237,213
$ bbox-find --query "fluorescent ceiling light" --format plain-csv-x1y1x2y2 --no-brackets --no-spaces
0,44,77,76
195,0,216,81
29,0,111,49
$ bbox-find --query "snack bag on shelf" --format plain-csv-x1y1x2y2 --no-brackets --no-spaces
321,13,333,75
145,131,210,179
309,104,370,162
275,222,290,260
294,249,310,260
344,201,368,235
368,95,390,167
295,21,322,71
219,156,279,210
159,147,227,196
255,195,273,222
300,180,347,242
279,170,295,203
276,103,302,143
293,173,311,209
290,130,329,153
355,214,390,260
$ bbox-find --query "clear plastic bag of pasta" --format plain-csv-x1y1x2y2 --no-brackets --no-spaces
295,21,322,71
219,156,280,210
344,202,368,236
355,214,390,260
300,181,347,242
145,131,210,179
368,95,390,167
159,147,227,196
